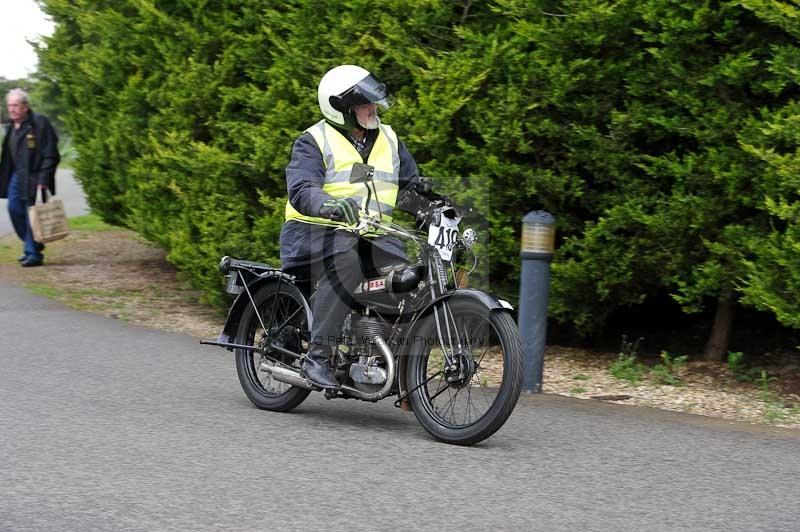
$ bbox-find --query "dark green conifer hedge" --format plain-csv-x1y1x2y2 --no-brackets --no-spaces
38,0,800,354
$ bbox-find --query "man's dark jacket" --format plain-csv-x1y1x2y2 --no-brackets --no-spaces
0,109,60,201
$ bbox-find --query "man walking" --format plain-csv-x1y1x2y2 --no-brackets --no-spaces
0,89,60,267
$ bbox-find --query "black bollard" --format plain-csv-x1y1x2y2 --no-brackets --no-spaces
518,211,556,393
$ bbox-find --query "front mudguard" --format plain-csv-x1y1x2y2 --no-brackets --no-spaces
217,272,309,345
396,288,515,400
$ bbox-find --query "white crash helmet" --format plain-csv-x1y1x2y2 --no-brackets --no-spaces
317,65,392,128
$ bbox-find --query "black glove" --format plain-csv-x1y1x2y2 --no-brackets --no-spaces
413,177,447,204
414,177,434,196
319,198,360,225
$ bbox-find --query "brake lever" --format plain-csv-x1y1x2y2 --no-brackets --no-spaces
333,213,372,233
353,217,371,232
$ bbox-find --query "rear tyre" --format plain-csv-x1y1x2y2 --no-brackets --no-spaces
235,281,311,412
405,298,523,445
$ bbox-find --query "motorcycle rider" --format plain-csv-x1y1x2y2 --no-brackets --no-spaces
280,64,423,389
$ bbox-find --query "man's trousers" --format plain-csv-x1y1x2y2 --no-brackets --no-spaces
6,172,44,262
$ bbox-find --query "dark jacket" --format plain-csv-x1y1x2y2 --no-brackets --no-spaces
280,126,420,271
0,109,60,201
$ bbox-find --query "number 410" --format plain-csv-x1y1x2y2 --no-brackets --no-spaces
434,226,458,250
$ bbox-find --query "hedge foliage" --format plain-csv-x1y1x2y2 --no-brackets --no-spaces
38,0,800,343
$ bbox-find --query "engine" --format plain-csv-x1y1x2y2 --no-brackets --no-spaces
342,312,392,392
348,313,391,346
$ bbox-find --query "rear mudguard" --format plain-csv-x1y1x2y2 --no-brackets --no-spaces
396,288,515,400
218,272,311,345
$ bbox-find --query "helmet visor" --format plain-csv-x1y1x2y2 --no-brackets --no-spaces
341,73,393,110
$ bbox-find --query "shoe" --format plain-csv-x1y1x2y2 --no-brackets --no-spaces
21,257,43,267
17,255,27,262
301,345,339,389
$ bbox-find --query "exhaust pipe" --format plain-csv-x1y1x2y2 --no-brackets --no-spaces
258,335,395,400
258,362,313,389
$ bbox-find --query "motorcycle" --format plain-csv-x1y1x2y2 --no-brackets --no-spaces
203,167,524,445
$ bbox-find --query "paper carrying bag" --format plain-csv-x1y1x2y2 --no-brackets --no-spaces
28,190,70,243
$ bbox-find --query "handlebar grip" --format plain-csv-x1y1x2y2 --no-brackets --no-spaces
319,198,360,225
414,179,434,196
319,202,343,221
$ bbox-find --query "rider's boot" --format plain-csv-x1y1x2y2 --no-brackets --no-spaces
302,345,339,389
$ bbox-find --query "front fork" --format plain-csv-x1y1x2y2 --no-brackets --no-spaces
394,254,467,409
428,253,464,369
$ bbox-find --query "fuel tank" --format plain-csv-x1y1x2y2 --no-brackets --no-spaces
352,262,426,310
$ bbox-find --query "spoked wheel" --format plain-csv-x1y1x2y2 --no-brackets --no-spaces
406,298,523,445
235,281,311,412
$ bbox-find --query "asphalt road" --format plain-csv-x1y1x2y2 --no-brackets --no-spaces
1,279,799,531
0,169,88,237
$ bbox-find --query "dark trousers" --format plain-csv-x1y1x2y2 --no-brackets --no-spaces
309,247,363,347
7,172,43,261
290,241,406,348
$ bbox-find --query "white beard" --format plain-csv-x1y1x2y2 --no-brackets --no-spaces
358,114,381,130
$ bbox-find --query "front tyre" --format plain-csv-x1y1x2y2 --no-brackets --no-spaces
235,281,311,412
406,298,523,445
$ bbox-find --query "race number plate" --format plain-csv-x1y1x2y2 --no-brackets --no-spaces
428,216,460,261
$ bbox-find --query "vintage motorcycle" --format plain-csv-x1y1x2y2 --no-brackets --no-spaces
203,168,523,445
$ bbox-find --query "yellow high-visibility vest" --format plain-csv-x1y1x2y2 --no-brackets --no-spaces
285,120,400,230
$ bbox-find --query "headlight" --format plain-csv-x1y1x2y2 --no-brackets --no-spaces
462,228,477,249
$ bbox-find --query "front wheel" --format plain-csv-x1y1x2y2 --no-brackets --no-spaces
235,281,312,412
405,298,523,445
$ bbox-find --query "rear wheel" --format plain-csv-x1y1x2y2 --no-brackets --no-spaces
405,298,523,445
235,281,311,412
